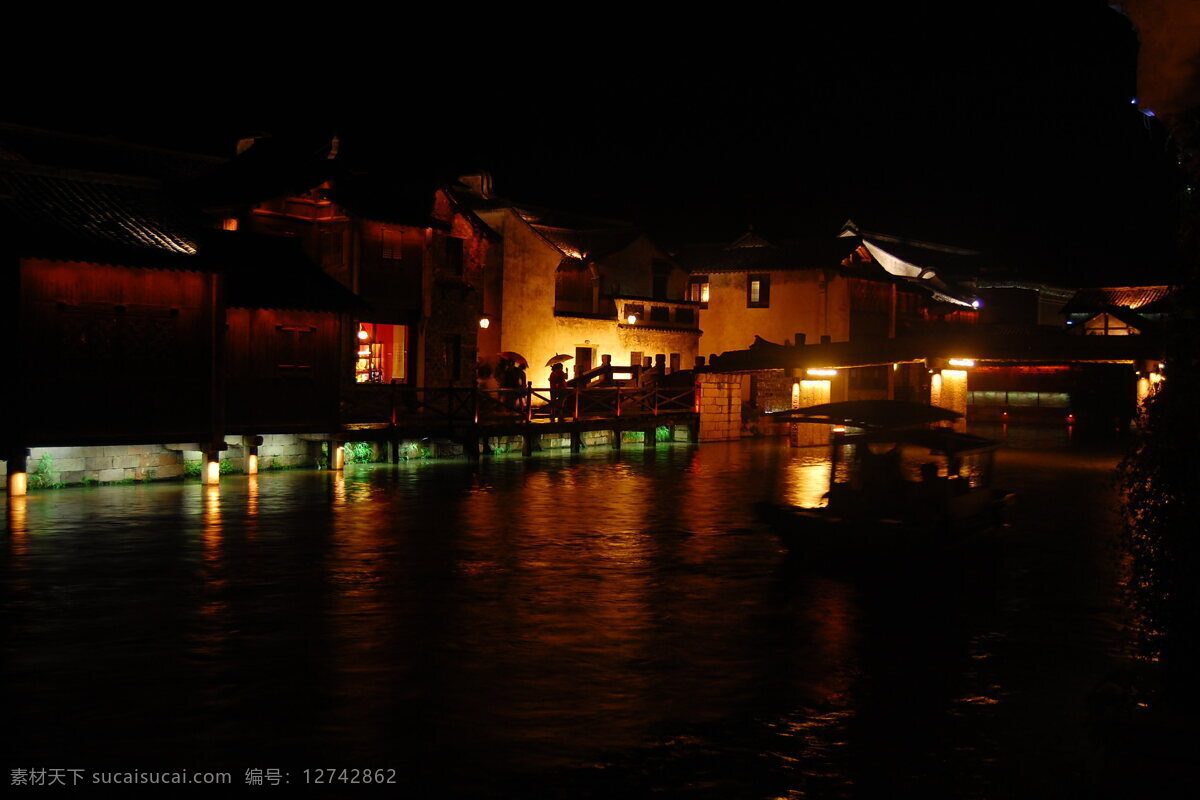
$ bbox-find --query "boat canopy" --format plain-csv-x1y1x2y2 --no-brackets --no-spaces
839,428,999,456
766,399,961,430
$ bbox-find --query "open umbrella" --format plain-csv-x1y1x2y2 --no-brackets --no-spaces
545,354,574,367
496,351,528,368
765,400,961,430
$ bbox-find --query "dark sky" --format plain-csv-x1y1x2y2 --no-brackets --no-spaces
5,2,1181,284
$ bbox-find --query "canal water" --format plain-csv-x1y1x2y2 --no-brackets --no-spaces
2,427,1132,797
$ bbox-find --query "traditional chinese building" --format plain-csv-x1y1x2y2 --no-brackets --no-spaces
463,177,700,385
193,137,496,389
1,128,361,492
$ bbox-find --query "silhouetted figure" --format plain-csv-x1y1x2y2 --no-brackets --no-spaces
549,363,568,421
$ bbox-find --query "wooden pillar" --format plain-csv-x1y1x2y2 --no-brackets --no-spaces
464,433,480,461
612,429,622,450
522,430,534,457
643,427,657,448
570,429,582,453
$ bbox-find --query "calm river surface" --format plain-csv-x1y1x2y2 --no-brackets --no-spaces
2,427,1132,797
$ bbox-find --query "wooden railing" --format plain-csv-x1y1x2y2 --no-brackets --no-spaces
341,383,696,426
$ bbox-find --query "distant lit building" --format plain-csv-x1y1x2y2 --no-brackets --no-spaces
461,175,700,384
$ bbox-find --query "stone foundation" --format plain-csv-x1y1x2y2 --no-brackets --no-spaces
2,434,319,487
5,425,695,489
696,373,744,441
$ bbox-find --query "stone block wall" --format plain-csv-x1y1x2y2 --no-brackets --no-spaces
752,370,792,413
696,373,744,442
2,434,319,488
2,444,186,485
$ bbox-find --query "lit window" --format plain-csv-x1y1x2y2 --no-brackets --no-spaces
747,274,770,308
689,276,710,304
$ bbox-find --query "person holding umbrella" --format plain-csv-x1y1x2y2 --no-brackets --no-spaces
546,354,572,421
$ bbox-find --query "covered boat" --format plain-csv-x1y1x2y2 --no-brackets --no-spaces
757,401,1013,558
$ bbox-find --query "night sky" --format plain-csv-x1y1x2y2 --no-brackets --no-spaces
6,2,1182,284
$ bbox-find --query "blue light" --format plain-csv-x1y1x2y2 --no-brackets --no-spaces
971,299,981,309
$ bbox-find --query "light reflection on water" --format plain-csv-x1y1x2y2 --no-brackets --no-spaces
1,430,1130,797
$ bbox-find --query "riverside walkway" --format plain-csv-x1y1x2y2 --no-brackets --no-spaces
341,383,698,458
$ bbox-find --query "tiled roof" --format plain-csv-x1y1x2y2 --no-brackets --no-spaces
0,161,200,259
529,222,643,260
1,160,364,313
1062,286,1174,313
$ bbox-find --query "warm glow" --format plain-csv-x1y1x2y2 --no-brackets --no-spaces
932,369,968,431
478,316,490,329
247,453,258,475
832,426,847,433
783,454,832,508
700,284,709,303
204,460,220,485
806,368,837,377
626,314,637,325
793,379,833,446
948,358,975,368
333,445,345,471
8,472,27,497
357,328,370,341
612,372,633,381
222,217,239,231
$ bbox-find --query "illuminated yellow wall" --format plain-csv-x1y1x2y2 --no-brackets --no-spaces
697,270,850,358
791,378,832,446
478,208,698,384
931,369,968,431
